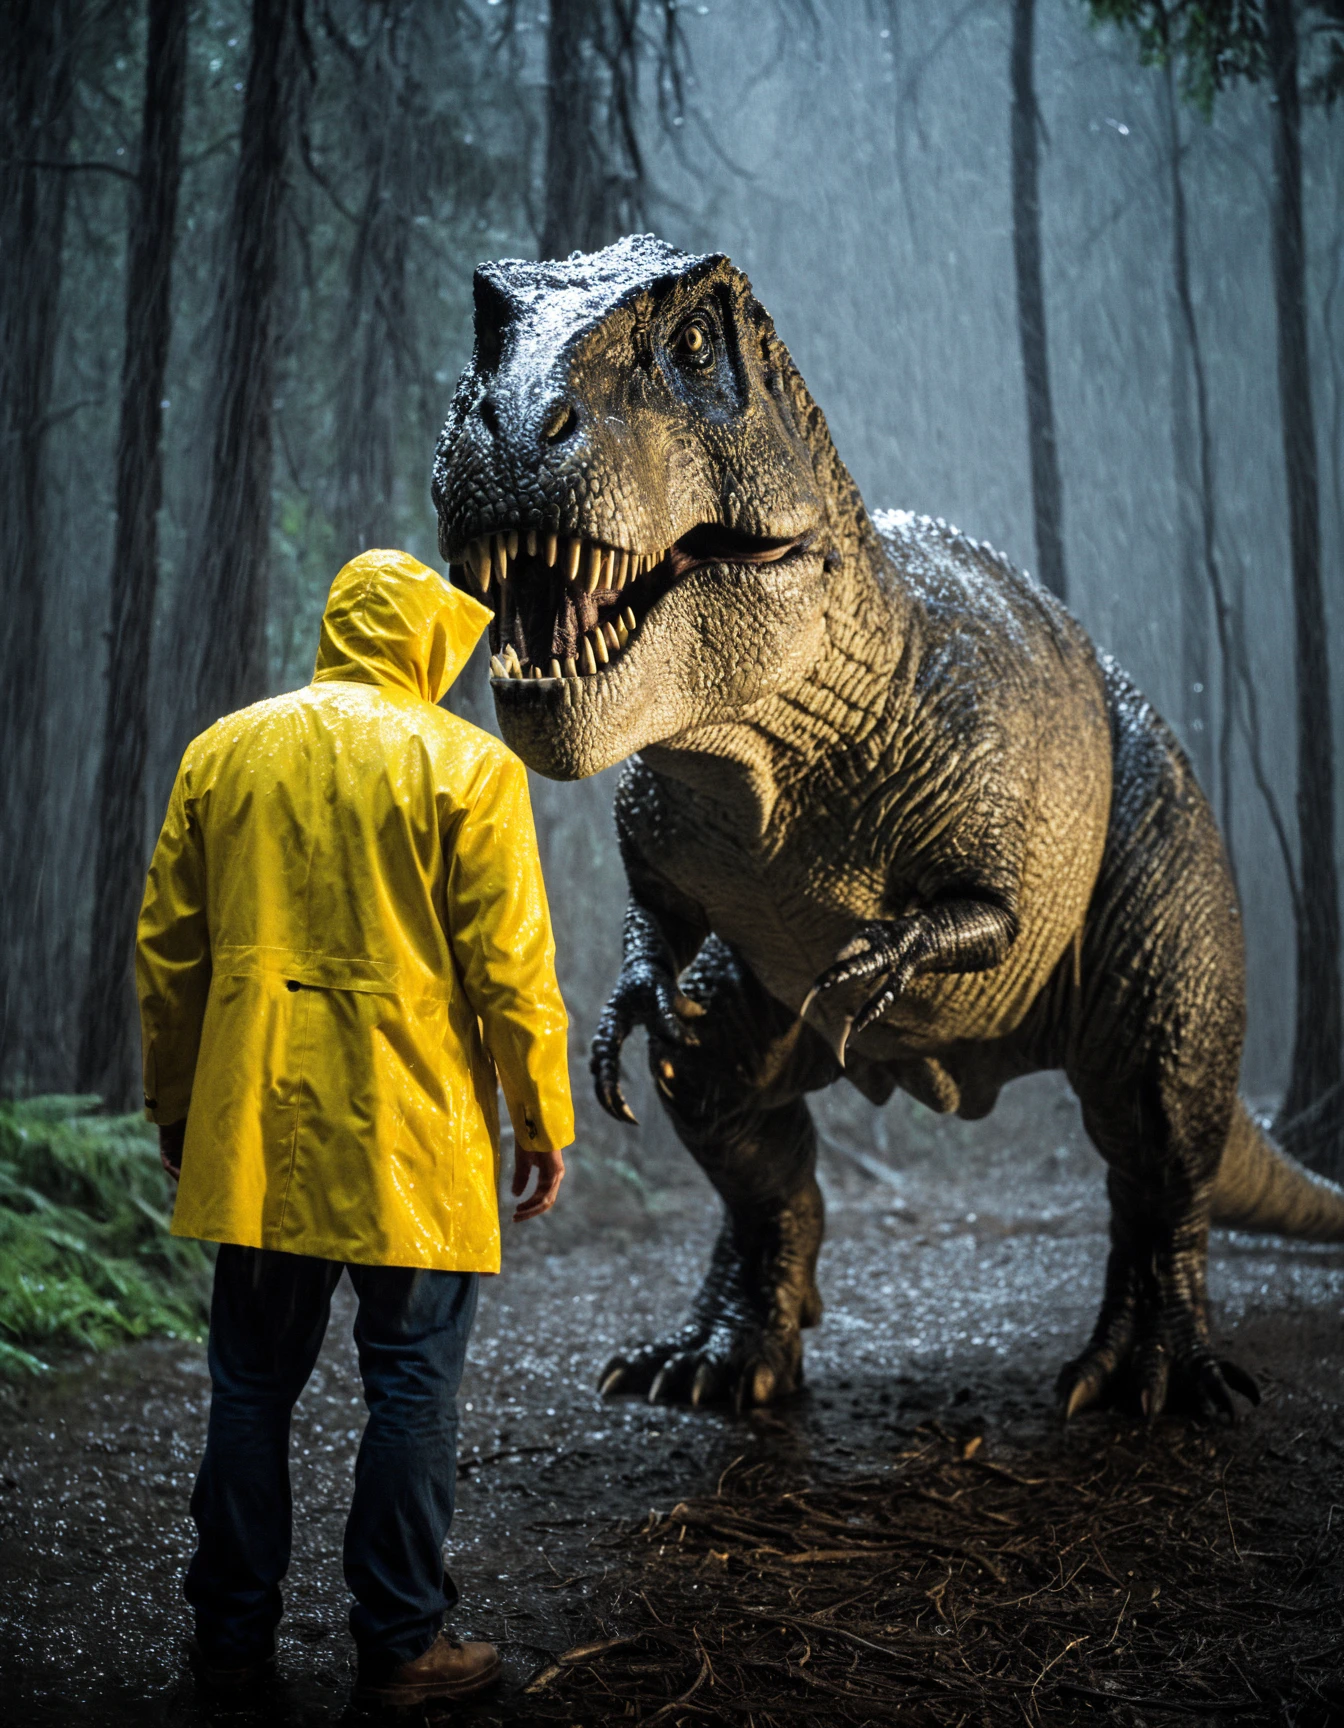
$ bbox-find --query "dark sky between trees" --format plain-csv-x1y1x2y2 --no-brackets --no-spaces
2,0,1342,1174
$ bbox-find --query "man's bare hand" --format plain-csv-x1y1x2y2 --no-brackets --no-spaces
511,1146,565,1222
159,1119,186,1183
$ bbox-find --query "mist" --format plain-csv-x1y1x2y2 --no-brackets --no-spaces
3,0,1342,1132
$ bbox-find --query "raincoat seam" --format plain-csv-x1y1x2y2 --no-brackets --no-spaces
274,983,314,1242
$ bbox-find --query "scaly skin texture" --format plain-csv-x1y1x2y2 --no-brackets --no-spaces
433,235,1344,1422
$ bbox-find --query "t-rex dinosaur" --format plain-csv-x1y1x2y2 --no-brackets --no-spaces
432,234,1344,1421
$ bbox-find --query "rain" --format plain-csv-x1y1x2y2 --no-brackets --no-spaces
2,1,1342,1722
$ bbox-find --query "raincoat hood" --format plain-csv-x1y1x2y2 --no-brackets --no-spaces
312,548,490,702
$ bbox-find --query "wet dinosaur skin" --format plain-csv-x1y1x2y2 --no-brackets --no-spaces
433,235,1344,1422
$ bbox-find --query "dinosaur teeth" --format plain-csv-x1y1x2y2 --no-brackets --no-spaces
465,530,670,597
489,647,529,681
472,527,659,681
464,530,669,590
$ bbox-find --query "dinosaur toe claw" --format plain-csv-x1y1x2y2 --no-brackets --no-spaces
749,1362,777,1408
598,1356,635,1397
1218,1359,1260,1406
649,1352,697,1405
689,1362,716,1408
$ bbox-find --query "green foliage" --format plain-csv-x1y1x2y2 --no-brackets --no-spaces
0,1097,211,1378
1305,0,1344,104
1085,0,1344,112
1084,1,1265,113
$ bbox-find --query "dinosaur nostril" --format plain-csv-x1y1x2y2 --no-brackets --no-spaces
540,400,578,445
479,395,500,437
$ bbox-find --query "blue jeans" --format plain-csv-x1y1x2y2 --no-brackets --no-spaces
185,1245,478,1666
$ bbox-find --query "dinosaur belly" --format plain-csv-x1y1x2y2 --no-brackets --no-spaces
649,725,1109,1067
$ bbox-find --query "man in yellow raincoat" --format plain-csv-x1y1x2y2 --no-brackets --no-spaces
137,549,574,1705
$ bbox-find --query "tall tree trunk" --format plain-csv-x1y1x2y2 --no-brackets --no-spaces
325,1,416,558
1162,65,1304,1020
1267,0,1343,1153
1162,66,1226,816
0,0,77,1091
1010,0,1067,601
186,0,308,738
542,0,643,258
77,0,188,1108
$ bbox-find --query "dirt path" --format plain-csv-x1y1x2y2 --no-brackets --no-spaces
2,1078,1341,1724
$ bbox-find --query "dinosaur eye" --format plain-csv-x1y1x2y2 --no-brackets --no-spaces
673,317,714,370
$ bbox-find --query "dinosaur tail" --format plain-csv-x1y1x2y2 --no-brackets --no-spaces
1210,1100,1344,1241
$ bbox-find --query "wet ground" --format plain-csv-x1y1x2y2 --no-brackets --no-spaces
2,1076,1342,1724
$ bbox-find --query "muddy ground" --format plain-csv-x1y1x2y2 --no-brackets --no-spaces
2,1076,1341,1725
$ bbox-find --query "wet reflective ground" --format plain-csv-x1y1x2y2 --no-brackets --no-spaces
3,1077,1341,1724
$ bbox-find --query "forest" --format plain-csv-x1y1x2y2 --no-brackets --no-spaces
3,2,1344,1719
3,0,1344,1173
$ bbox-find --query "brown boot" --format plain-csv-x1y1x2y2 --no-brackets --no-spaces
356,1632,501,1704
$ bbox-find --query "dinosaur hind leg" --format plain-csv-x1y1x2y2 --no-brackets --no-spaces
599,936,838,1412
1059,1071,1258,1423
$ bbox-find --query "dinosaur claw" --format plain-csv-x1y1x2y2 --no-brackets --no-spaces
1219,1360,1260,1406
598,1360,630,1397
650,1354,695,1405
1063,1376,1097,1420
690,1361,718,1409
595,1075,638,1125
1137,1346,1170,1421
1198,1368,1239,1426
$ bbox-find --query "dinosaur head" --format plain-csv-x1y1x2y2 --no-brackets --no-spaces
432,235,843,779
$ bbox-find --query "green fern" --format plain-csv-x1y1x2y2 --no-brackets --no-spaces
0,1097,212,1376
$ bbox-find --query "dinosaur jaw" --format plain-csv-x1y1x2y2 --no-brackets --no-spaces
450,522,806,682
445,521,819,780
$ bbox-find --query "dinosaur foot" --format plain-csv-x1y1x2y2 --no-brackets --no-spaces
599,1318,804,1413
1057,1331,1260,1426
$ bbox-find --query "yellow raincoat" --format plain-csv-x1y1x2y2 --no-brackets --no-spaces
136,549,573,1272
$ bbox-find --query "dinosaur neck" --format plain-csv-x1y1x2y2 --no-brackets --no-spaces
642,540,903,844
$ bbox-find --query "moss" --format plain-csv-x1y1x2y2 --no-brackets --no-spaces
0,1097,211,1377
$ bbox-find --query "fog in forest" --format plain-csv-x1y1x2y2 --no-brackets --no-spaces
4,0,1343,1177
